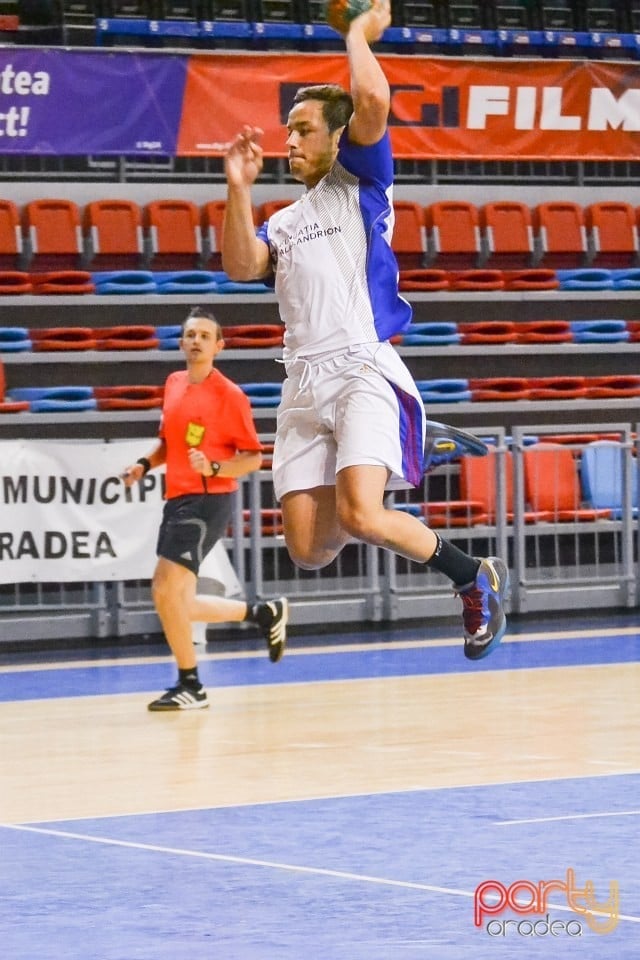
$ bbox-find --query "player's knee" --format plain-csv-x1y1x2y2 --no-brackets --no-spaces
336,503,381,545
286,540,338,571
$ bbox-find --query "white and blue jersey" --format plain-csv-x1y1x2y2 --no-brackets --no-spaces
260,129,426,493
256,129,412,361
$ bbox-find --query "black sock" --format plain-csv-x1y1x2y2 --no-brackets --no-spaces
244,602,270,627
179,667,201,690
427,534,480,588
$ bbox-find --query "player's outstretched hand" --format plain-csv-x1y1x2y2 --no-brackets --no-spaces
348,0,391,44
224,126,265,189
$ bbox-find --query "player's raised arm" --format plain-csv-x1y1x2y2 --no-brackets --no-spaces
222,126,271,281
342,0,392,146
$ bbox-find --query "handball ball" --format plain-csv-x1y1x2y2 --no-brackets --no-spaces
325,0,373,33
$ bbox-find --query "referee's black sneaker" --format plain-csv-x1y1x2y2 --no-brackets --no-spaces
256,597,289,663
147,683,209,711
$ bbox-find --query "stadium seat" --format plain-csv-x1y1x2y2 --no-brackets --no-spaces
523,443,612,521
533,202,588,269
584,376,640,399
424,201,481,270
0,327,31,352
30,270,95,294
144,199,202,270
7,386,97,413
585,202,639,269
447,269,504,290
95,326,159,350
154,270,221,294
222,324,284,347
91,270,158,295
0,199,24,269
94,386,164,410
611,268,640,290
398,269,449,291
30,327,99,351
240,382,282,406
201,200,228,271
459,321,518,344
390,201,427,269
23,198,84,272
527,376,588,400
0,359,30,413
460,448,552,523
580,441,638,519
480,202,534,269
84,199,145,271
419,500,489,527
570,319,629,343
469,377,531,401
556,268,614,291
401,322,460,346
515,320,573,343
538,0,576,29
415,379,471,403
501,269,559,291
0,270,33,294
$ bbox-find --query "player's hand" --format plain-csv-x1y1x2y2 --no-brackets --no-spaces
349,0,391,43
224,126,264,188
120,463,145,487
188,447,211,476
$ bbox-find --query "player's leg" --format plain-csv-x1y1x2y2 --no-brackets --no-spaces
281,484,352,569
189,593,289,663
335,462,439,561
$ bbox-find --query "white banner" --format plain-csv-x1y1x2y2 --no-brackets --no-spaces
0,439,166,583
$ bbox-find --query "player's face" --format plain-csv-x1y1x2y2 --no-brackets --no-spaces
180,317,223,365
286,100,342,188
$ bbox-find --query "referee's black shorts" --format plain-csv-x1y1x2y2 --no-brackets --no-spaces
156,493,233,575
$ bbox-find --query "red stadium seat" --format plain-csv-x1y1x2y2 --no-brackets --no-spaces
84,199,145,270
448,269,504,291
398,269,449,291
144,199,202,270
469,377,531,400
480,202,534,269
533,202,588,269
419,500,489,527
0,199,23,269
424,201,481,269
23,199,84,272
515,320,573,344
523,443,612,521
460,448,552,523
459,321,518,344
94,386,164,410
527,376,588,400
30,327,98,351
390,200,427,268
586,202,639,268
0,270,32,295
30,270,94,294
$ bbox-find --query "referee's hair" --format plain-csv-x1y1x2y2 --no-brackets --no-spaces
183,306,223,340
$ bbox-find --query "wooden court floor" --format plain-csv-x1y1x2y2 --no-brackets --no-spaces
1,612,639,958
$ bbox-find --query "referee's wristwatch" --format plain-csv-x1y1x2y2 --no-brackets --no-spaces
209,460,221,477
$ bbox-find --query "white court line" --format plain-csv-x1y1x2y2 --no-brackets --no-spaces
496,810,640,826
2,822,639,925
1,625,638,674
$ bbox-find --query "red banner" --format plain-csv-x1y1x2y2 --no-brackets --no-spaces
177,53,640,160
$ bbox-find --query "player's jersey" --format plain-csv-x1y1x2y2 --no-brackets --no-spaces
257,130,412,361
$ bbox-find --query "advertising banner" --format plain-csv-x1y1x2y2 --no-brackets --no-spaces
0,49,186,154
0,439,164,583
0,48,638,159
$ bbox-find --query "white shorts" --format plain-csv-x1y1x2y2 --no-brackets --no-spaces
272,341,426,501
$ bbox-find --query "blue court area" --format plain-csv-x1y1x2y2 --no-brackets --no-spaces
1,625,640,702
1,617,638,957
3,775,639,959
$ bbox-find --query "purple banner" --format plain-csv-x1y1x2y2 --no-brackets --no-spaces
0,49,187,154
